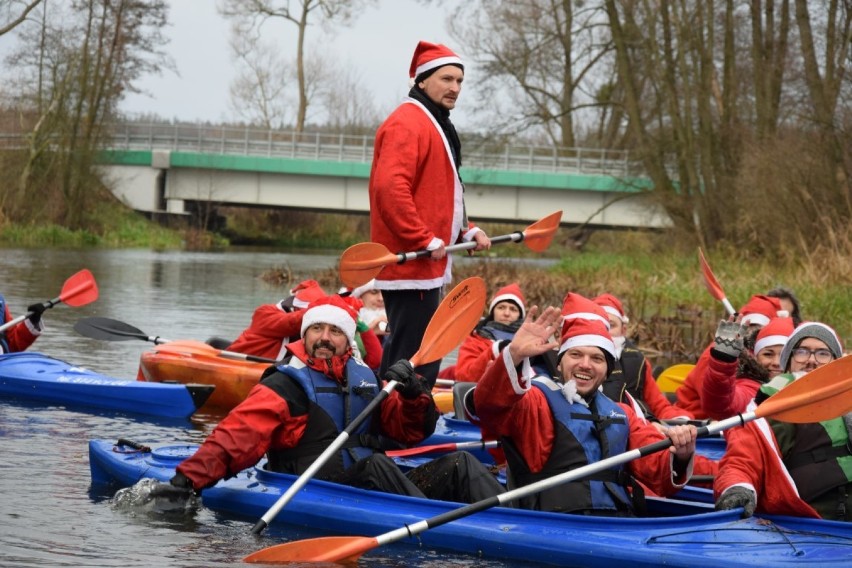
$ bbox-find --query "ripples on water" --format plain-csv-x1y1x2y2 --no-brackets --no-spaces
0,248,513,568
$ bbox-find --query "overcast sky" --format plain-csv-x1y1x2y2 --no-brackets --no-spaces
119,0,475,128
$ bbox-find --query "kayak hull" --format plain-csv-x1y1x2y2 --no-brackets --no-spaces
0,352,212,418
136,340,269,411
89,439,852,566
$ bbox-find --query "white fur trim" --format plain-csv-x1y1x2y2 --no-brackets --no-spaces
463,226,480,241
24,318,44,335
426,237,444,250
740,313,770,327
753,415,802,497
558,334,616,359
490,293,525,318
754,334,789,355
491,340,502,358
601,305,628,323
501,345,530,395
274,338,290,360
415,55,463,80
623,392,648,421
375,277,447,291
300,305,356,344
669,451,694,487
351,279,378,299
560,380,588,407
563,311,610,329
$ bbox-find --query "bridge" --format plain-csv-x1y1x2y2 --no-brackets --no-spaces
100,122,669,229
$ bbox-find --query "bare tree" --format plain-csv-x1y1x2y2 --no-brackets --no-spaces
3,0,170,227
308,53,381,133
0,0,44,36
218,0,376,133
793,0,852,209
442,0,614,148
228,25,292,129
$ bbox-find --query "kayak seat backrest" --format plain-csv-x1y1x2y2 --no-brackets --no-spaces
452,381,477,422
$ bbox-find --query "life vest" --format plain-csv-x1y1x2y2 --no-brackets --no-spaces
503,377,634,513
0,294,10,353
603,345,650,417
263,358,385,477
774,418,852,503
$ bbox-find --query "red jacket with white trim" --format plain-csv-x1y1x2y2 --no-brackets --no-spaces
715,414,820,518
369,100,471,290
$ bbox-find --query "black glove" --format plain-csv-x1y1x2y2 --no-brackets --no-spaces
715,486,756,518
149,471,195,502
27,303,46,326
712,320,744,361
385,359,427,400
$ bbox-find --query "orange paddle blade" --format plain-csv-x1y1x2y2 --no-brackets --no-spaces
409,277,486,367
521,210,562,252
59,269,99,307
338,242,399,288
698,248,725,302
757,356,852,423
244,535,376,564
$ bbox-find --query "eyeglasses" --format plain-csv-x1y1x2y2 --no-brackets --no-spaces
791,348,834,364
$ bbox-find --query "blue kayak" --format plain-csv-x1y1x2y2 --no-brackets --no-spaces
0,352,213,418
89,439,852,566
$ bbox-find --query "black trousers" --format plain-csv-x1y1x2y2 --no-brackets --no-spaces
379,287,442,388
335,452,505,504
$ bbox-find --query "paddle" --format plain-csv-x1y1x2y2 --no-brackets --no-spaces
73,316,279,365
386,440,499,459
244,354,852,563
339,211,562,288
249,276,487,535
698,248,736,316
0,269,99,333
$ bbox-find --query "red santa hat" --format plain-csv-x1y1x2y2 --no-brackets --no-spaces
351,279,378,300
489,283,525,318
753,317,795,355
739,294,787,327
409,40,464,83
557,317,616,360
560,292,611,329
593,293,629,324
300,295,358,345
291,279,327,309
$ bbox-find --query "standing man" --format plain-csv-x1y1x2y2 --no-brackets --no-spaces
369,40,490,387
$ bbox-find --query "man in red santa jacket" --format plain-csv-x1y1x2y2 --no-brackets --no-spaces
369,40,490,387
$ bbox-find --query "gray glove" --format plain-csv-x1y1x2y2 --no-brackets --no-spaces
149,471,195,502
715,486,756,518
713,320,744,360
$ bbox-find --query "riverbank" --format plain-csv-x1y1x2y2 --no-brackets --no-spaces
3,211,849,357
293,239,851,361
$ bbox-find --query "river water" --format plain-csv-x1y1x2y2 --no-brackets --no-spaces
0,248,506,568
